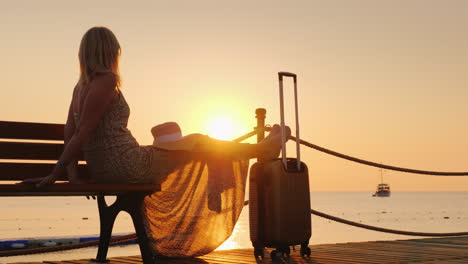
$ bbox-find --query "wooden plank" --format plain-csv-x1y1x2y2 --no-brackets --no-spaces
114,256,141,261
337,242,468,258
108,258,143,263
308,252,411,263
0,142,67,160
0,163,89,181
200,255,252,264
312,244,430,258
336,243,468,256
312,247,451,262
409,238,468,246
60,261,92,264
105,258,141,264
6,263,43,264
0,121,64,140
380,240,468,252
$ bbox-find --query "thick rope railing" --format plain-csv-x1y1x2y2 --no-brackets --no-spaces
233,130,258,143
309,208,468,237
256,127,468,175
293,136,468,176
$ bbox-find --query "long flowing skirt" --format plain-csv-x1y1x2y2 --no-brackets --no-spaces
141,137,249,257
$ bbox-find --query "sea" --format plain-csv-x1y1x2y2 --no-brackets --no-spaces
2,191,468,263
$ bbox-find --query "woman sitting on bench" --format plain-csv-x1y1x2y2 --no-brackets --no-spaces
23,26,290,257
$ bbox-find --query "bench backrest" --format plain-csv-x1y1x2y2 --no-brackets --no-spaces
0,121,88,182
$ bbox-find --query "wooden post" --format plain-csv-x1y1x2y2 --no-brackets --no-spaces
256,108,266,143
256,108,267,163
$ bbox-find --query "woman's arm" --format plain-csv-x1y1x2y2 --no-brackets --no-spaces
35,75,118,187
64,92,83,183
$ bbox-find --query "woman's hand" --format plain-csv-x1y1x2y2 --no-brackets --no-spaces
20,173,59,188
20,177,45,185
37,174,59,187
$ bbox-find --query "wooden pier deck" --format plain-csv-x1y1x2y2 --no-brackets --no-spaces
9,236,468,264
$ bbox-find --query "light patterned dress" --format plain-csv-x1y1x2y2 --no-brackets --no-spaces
74,91,177,184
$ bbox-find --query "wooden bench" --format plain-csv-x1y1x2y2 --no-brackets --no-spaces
0,120,160,263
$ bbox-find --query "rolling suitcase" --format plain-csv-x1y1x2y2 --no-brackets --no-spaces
249,72,311,260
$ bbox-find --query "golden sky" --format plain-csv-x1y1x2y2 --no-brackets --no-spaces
1,0,468,191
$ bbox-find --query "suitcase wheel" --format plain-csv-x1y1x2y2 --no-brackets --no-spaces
254,247,264,259
271,247,290,260
270,249,282,261
300,245,311,257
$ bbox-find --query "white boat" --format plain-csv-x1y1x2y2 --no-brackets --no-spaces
372,169,391,197
373,183,391,197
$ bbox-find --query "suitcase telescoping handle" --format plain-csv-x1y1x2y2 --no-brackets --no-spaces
278,71,301,171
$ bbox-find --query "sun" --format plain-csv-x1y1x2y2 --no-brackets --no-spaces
186,99,252,141
208,117,236,140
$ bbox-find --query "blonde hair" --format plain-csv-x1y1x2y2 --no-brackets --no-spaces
78,27,121,87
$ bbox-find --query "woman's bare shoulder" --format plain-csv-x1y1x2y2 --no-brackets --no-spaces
83,74,119,109
90,73,118,91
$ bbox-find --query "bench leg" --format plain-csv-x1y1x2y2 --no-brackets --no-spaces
129,203,157,264
93,194,157,264
94,196,120,263
124,194,157,264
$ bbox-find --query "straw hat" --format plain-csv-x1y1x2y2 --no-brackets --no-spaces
151,122,183,146
152,122,212,151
